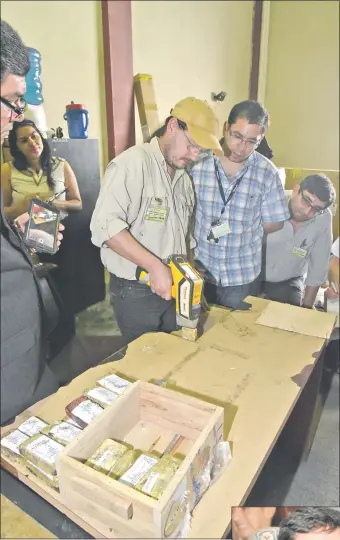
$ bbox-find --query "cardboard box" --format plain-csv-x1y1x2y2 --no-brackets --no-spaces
58,381,223,538
134,74,160,142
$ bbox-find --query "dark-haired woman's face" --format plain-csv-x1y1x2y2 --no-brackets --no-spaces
16,125,43,161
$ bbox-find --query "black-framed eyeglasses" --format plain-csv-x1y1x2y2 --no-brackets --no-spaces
228,128,262,149
0,96,27,119
300,189,326,214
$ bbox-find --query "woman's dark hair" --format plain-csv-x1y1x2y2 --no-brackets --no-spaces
8,120,54,189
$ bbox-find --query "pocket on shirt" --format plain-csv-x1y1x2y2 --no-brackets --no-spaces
140,198,170,243
142,195,170,221
237,192,260,213
247,193,259,207
231,192,261,231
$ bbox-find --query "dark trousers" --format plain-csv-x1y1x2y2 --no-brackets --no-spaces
109,274,177,345
204,276,261,310
262,277,304,306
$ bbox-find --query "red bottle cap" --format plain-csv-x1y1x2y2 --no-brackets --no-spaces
66,101,85,110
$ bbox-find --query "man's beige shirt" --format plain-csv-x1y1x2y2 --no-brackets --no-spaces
90,137,195,280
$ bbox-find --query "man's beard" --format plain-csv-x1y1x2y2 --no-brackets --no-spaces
165,157,193,172
163,144,193,171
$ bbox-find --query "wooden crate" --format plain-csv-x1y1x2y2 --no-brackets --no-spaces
58,381,223,538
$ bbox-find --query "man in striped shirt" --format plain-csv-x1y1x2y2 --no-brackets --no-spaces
190,100,289,310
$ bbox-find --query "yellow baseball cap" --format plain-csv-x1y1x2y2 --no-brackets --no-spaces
171,97,223,156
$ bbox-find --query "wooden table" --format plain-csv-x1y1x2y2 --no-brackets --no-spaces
1,298,336,539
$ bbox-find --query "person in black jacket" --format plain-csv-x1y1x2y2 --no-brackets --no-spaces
0,20,62,424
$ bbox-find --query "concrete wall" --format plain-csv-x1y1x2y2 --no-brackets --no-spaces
132,0,254,143
264,1,339,170
3,1,338,172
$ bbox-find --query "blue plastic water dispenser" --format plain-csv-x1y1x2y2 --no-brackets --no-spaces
25,47,43,105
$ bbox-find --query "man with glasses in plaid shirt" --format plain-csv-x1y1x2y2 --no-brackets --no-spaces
263,174,335,308
190,100,289,310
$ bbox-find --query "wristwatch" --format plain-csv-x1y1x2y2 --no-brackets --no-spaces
251,528,279,540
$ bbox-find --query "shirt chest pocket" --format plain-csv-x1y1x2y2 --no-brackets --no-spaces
229,189,262,227
239,190,261,211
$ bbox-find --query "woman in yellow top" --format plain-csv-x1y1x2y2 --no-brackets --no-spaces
1,119,82,220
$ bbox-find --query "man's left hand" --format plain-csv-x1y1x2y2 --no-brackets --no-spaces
325,286,339,300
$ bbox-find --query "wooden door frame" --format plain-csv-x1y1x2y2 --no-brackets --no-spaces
101,0,135,161
249,1,263,101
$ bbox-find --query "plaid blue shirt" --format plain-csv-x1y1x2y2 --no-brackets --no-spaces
190,151,290,286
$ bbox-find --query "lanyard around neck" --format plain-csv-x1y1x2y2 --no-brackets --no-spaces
214,159,243,218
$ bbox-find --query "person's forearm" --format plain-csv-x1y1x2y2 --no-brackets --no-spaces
263,221,284,234
106,229,161,272
4,204,28,220
328,255,340,292
53,199,82,212
302,285,319,308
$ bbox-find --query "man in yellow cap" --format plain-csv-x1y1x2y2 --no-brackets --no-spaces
91,97,221,344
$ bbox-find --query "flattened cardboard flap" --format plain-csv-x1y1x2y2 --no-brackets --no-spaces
256,301,337,339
